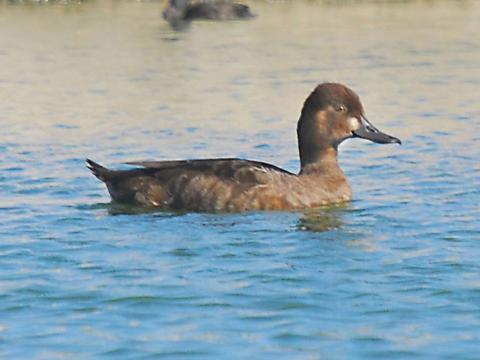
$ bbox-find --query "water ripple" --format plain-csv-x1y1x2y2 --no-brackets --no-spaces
1,1,480,359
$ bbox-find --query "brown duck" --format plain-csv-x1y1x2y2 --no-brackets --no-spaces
87,83,401,212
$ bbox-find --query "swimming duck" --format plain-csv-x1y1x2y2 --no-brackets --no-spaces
163,0,254,23
87,83,401,212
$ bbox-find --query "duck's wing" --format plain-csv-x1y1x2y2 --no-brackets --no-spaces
126,158,294,184
184,3,221,20
184,2,253,21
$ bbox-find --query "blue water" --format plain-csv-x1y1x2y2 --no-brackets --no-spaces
1,1,480,359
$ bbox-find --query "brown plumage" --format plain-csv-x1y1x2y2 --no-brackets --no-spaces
87,83,401,212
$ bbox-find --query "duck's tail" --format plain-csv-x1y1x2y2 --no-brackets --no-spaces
86,159,114,182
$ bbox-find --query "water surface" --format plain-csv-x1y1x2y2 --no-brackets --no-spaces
1,1,479,358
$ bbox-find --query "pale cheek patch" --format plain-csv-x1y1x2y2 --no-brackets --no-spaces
314,111,328,127
348,117,361,131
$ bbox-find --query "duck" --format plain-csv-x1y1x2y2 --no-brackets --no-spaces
162,0,254,23
86,83,401,212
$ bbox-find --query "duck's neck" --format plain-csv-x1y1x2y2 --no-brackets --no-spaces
297,146,352,204
299,146,342,175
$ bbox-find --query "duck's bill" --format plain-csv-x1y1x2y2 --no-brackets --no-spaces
352,116,401,144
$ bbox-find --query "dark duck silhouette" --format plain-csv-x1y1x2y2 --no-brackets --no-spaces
163,0,254,23
87,83,401,212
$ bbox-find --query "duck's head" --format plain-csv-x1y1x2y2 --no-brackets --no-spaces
163,0,190,21
297,83,401,168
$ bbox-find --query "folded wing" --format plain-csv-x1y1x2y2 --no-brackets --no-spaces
126,158,293,185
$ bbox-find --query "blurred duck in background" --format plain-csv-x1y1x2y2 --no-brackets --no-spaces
163,0,254,24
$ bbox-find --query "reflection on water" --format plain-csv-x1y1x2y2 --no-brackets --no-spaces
98,203,345,231
297,206,347,232
87,202,185,216
1,0,480,359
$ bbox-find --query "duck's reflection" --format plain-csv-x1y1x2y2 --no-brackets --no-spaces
297,204,350,232
166,19,191,32
92,201,348,233
91,202,183,217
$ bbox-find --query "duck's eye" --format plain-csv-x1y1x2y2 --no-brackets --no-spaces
335,104,348,113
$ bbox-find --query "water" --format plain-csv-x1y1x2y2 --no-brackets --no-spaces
1,0,479,358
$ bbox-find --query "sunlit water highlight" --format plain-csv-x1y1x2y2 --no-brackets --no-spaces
0,1,479,358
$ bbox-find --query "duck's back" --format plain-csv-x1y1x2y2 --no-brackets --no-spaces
184,2,253,20
87,158,296,212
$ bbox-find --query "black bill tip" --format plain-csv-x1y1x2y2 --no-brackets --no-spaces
353,116,402,145
392,137,402,145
